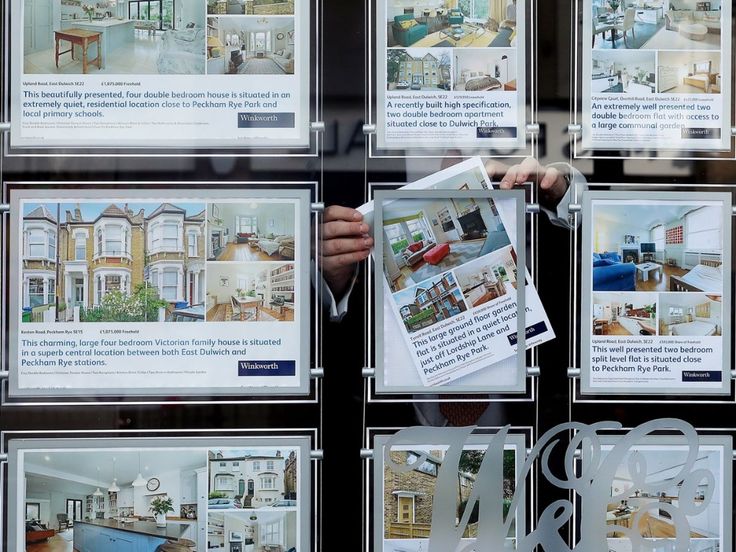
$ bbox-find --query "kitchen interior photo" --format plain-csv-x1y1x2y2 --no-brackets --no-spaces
591,50,656,93
606,445,723,544
23,448,207,551
24,0,205,74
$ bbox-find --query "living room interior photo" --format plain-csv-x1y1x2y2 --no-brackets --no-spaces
207,0,294,15
592,292,658,335
658,292,721,336
23,448,207,551
387,0,518,48
591,0,722,50
657,50,721,93
207,202,295,262
207,16,294,74
453,49,516,91
24,0,205,75
207,511,297,551
381,197,511,293
454,244,517,307
206,263,295,322
592,203,723,293
605,445,722,543
591,50,656,93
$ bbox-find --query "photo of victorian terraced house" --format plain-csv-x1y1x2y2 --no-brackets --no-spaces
20,201,206,323
392,271,468,333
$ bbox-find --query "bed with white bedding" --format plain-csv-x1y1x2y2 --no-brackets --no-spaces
669,319,718,336
670,263,722,292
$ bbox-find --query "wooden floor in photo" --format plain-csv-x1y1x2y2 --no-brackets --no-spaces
27,534,75,552
215,243,290,262
635,265,688,292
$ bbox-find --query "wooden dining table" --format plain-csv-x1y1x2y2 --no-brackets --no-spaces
235,297,262,320
54,28,102,73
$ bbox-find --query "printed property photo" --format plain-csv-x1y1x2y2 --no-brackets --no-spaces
382,446,516,549
386,0,518,48
21,201,207,323
591,0,722,51
23,0,206,75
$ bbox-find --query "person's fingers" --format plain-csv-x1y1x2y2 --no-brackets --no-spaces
322,236,373,257
324,205,363,223
321,249,371,270
540,166,562,190
322,220,369,240
499,165,519,189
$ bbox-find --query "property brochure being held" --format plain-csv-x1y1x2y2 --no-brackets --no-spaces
582,191,732,395
376,0,526,150
9,187,311,397
362,157,554,393
11,0,310,149
581,0,732,152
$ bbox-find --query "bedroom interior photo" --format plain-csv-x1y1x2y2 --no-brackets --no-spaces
387,0,518,48
592,203,723,293
24,0,205,75
591,0,722,50
605,445,722,543
381,197,511,293
207,202,295,262
206,262,295,321
659,293,721,336
657,50,721,93
591,50,656,93
206,16,294,74
592,292,658,336
453,49,515,91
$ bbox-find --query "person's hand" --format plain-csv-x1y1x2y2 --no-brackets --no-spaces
320,206,373,299
488,157,569,208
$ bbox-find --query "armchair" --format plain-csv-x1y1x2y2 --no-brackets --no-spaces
448,8,464,25
392,14,428,47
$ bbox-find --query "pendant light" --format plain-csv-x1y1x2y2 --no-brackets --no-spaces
132,452,147,487
93,466,104,496
108,457,120,493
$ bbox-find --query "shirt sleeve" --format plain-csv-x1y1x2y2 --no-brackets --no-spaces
539,162,587,230
313,260,359,322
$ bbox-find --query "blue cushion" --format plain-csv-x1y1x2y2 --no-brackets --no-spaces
593,259,617,267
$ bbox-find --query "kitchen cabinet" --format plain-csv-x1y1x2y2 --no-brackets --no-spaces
180,470,197,504
196,467,208,552
74,520,173,552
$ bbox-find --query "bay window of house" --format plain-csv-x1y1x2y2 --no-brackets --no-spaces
214,475,234,491
161,269,178,301
187,231,198,257
27,229,48,258
261,476,275,489
105,225,125,256
106,275,122,293
686,206,722,251
28,278,45,307
47,278,56,305
163,223,179,251
48,232,56,260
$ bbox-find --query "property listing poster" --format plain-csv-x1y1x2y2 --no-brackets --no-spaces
363,157,555,392
9,188,310,396
582,191,732,395
585,436,732,552
376,0,526,150
581,0,732,152
8,437,311,552
10,0,310,149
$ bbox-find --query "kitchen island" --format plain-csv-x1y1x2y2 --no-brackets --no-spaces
59,19,135,68
74,518,191,552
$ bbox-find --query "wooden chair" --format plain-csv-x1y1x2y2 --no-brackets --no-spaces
230,296,242,320
57,513,71,531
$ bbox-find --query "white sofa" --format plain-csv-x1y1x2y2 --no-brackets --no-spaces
665,10,720,33
257,235,293,256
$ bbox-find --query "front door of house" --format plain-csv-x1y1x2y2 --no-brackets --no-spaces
189,274,195,305
74,278,85,307
398,496,413,523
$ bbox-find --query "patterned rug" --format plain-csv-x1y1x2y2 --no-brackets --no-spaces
409,241,484,285
240,57,285,74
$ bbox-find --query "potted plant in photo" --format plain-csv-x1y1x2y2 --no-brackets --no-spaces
149,496,174,528
82,3,95,20
607,0,621,12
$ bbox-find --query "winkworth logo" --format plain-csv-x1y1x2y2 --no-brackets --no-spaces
238,360,296,377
